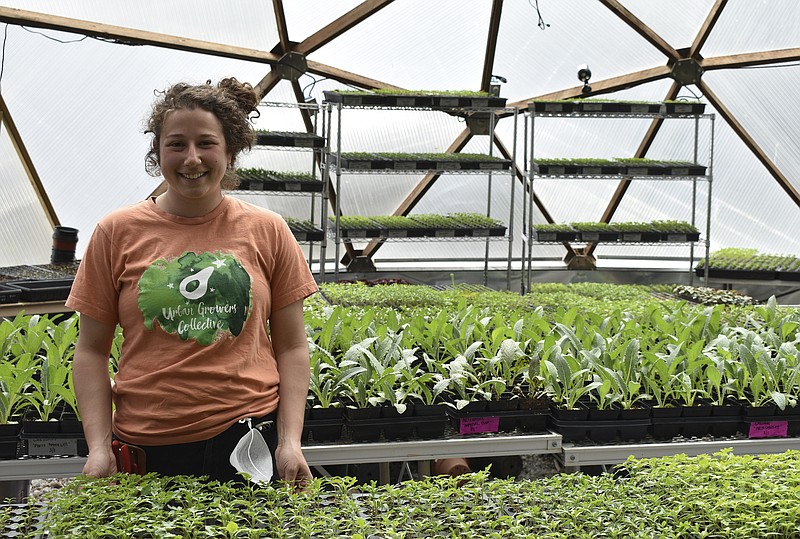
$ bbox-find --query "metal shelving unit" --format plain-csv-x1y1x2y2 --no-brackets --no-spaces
321,97,518,288
229,101,328,275
521,103,715,292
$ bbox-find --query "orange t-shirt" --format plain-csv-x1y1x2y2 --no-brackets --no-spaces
66,196,318,445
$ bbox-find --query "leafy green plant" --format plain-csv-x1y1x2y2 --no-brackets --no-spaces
308,342,363,409
338,336,398,409
0,316,38,424
542,342,602,410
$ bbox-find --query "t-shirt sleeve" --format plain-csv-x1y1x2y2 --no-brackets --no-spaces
269,218,318,313
65,224,120,325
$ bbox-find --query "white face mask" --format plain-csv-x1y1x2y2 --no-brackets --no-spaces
229,418,274,483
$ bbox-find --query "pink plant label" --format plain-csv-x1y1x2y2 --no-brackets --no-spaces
460,416,499,434
748,420,788,438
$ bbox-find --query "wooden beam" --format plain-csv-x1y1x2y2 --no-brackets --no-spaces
507,66,672,110
354,129,473,261
291,81,316,134
698,79,800,207
598,0,680,62
491,131,577,258
306,59,403,90
584,80,683,257
0,6,281,64
272,0,291,53
254,70,282,101
0,94,59,228
702,48,800,70
690,0,727,58
297,0,395,55
480,0,504,92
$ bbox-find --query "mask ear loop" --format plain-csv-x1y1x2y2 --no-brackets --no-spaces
238,417,273,431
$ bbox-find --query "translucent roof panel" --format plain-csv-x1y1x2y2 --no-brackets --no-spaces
0,0,798,273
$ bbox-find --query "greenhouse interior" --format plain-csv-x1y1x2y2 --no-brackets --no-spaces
1,1,800,536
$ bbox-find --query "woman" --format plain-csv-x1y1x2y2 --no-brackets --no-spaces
67,78,318,485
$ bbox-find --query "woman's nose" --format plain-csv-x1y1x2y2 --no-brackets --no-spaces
184,144,201,165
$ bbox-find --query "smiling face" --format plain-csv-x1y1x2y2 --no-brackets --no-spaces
157,107,233,217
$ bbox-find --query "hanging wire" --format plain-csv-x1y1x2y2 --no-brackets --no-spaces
675,86,704,101
301,73,329,100
529,0,550,30
21,25,88,43
0,24,8,92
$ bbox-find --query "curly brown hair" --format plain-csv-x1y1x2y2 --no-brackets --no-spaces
144,77,259,190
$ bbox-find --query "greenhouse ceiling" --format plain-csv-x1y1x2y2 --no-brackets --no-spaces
0,0,798,270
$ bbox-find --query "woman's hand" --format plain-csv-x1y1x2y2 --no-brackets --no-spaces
275,441,312,489
82,446,118,478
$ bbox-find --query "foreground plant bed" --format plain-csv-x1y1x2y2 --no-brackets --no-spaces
23,449,800,538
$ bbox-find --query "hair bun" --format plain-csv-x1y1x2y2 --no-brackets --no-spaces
218,77,259,114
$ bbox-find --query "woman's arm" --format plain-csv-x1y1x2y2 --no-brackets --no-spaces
73,314,118,477
269,298,312,485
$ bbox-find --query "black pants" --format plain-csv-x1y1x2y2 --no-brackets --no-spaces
119,413,278,484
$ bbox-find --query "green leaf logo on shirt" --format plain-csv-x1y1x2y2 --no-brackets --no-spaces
138,251,252,345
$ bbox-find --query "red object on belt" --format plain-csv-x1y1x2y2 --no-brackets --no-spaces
111,440,147,475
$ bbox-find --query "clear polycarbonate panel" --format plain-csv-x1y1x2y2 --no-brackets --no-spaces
0,130,54,267
1,0,799,270
0,24,272,258
306,1,492,91
618,0,718,50
282,1,365,46
494,1,671,101
703,2,800,56
0,0,279,51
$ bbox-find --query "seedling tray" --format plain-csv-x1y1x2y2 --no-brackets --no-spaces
447,408,549,434
238,177,323,193
290,229,325,242
302,418,344,443
4,278,74,302
329,154,512,172
255,131,325,148
549,418,651,443
0,283,22,304
323,91,507,109
530,100,705,116
19,432,88,457
650,416,740,440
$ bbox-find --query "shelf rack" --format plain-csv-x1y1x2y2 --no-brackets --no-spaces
522,102,715,292
322,96,518,288
230,101,329,275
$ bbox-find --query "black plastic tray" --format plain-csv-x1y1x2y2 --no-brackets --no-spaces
4,278,74,302
0,283,22,304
